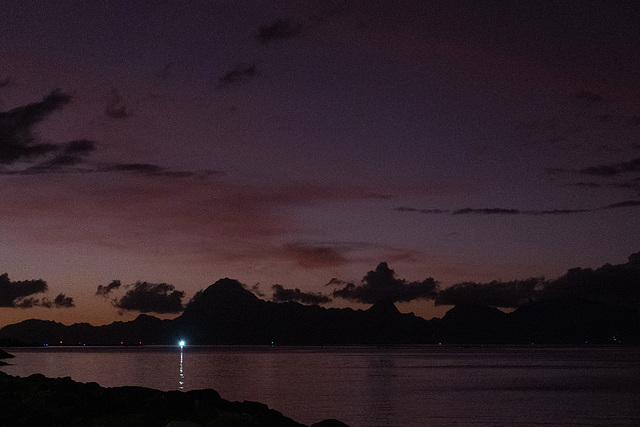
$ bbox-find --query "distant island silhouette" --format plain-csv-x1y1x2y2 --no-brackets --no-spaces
2,276,639,346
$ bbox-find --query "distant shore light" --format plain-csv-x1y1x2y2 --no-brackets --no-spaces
179,340,185,347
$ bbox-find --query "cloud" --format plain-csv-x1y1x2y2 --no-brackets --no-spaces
155,62,175,81
249,283,265,297
283,243,348,269
184,289,203,310
435,278,544,308
0,273,74,309
574,89,604,104
113,281,185,314
271,284,331,305
218,63,258,87
0,90,212,177
395,199,640,217
96,279,122,297
51,293,75,308
536,252,640,309
105,88,131,119
435,251,640,310
604,200,640,209
0,273,48,307
14,293,75,309
0,77,11,88
0,89,72,165
21,140,97,173
578,158,640,177
331,262,439,304
256,19,302,44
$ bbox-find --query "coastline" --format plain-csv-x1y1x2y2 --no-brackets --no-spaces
0,348,348,427
0,371,348,427
0,348,13,366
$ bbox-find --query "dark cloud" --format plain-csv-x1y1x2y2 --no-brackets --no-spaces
256,19,302,44
435,278,544,308
96,279,122,297
14,293,75,309
611,180,640,193
395,199,640,217
249,283,265,297
218,63,258,87
395,206,448,214
0,274,74,309
21,139,97,173
283,243,348,269
604,200,640,209
452,207,591,215
0,89,72,164
52,293,75,308
105,88,131,119
573,182,601,189
101,163,166,175
574,89,604,104
113,281,185,314
436,252,640,310
331,262,439,304
578,158,640,177
271,284,331,305
0,92,220,177
0,273,47,307
453,208,520,215
539,252,640,309
155,62,175,81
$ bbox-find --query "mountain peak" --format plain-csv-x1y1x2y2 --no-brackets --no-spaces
180,278,261,319
366,300,400,316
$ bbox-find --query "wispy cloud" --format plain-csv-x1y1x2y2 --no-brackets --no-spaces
578,158,640,177
96,279,122,297
218,63,258,88
396,200,640,216
0,89,74,165
574,89,604,104
256,19,302,44
283,243,349,269
105,88,132,119
271,284,331,305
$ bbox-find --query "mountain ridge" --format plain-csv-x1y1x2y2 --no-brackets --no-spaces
2,278,639,345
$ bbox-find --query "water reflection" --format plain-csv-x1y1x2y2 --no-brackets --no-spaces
178,345,185,390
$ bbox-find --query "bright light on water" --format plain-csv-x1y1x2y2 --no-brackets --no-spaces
179,340,185,347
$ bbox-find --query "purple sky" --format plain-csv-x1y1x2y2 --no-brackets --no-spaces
1,0,639,327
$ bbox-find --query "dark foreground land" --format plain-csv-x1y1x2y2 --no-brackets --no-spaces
0,348,14,366
0,370,347,427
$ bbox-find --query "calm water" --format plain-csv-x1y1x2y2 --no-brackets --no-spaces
2,345,640,426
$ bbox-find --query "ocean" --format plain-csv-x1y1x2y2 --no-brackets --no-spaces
2,345,639,426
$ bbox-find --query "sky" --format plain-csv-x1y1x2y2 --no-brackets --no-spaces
1,0,640,328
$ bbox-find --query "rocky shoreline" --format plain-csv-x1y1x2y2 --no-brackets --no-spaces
0,348,14,366
0,358,348,427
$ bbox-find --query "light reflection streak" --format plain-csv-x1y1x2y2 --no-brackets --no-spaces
179,345,185,390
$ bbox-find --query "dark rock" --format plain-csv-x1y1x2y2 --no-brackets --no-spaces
0,371,319,427
0,348,14,359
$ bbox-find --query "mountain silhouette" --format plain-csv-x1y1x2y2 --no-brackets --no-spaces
1,278,639,345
